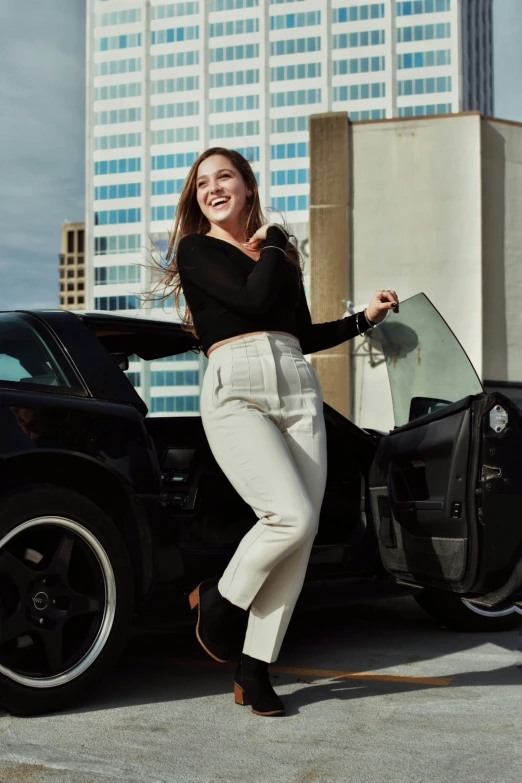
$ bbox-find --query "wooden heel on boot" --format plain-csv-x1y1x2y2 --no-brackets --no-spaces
234,682,250,706
233,658,285,716
187,580,236,663
188,585,200,611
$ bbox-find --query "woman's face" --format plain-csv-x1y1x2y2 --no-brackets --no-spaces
195,154,251,231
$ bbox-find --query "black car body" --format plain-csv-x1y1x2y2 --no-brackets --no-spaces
0,295,521,715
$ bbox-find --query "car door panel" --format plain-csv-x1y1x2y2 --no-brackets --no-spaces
386,407,471,539
369,294,522,606
372,406,472,585
472,392,522,596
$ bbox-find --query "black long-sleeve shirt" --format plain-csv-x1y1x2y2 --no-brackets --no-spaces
177,225,371,357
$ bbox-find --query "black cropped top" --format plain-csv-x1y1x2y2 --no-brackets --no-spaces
177,225,373,357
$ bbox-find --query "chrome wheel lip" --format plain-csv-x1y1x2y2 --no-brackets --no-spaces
0,517,116,689
461,598,522,618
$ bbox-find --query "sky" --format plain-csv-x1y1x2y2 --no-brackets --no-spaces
0,0,521,311
0,2,85,310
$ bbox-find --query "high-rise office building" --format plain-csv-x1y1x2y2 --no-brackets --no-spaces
85,0,493,414
59,222,86,311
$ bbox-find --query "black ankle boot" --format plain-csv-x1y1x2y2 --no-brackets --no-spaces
234,654,285,716
188,579,246,663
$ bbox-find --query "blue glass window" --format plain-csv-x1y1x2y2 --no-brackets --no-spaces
270,143,309,160
270,195,309,212
398,49,450,69
94,133,142,151
333,29,385,49
94,264,141,285
333,4,385,22
398,76,451,96
209,121,260,139
210,18,259,35
150,396,200,413
211,44,260,61
151,26,199,44
398,22,450,42
270,168,309,186
270,37,320,56
398,103,451,117
94,158,141,176
95,33,142,51
95,295,140,311
397,0,449,13
151,205,176,221
151,179,185,196
94,183,142,200
151,370,200,387
94,235,141,255
94,209,141,226
151,151,198,171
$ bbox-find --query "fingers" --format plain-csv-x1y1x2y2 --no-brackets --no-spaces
244,222,270,247
375,289,400,313
244,231,261,247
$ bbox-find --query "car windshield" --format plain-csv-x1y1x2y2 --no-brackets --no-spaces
374,293,483,427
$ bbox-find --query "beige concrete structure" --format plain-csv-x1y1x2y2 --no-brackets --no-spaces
59,222,86,311
309,111,522,431
309,113,352,419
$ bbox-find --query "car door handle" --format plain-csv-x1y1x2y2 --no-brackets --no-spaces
394,500,444,511
161,471,190,485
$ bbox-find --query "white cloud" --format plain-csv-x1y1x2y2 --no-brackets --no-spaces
0,1,85,310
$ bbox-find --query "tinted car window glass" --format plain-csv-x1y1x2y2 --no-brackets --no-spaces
375,293,483,427
0,314,72,389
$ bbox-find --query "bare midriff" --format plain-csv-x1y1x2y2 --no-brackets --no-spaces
206,330,299,357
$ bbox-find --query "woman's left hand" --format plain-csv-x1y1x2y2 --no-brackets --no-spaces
366,290,399,324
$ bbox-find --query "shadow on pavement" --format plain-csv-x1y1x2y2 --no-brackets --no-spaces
41,594,521,718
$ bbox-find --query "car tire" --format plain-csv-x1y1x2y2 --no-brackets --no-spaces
0,484,133,716
414,590,521,632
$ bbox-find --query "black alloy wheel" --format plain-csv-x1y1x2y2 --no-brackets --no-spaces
0,485,133,715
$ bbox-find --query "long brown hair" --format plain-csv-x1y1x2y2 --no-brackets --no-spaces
148,147,303,341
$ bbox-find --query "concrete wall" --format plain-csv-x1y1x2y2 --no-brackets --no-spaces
309,113,352,419
351,113,484,430
481,119,522,383
308,112,522,432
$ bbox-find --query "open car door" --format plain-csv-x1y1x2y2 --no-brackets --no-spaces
370,294,522,615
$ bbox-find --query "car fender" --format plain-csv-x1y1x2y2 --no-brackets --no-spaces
0,450,156,603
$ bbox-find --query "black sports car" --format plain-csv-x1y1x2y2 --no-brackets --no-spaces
0,294,520,716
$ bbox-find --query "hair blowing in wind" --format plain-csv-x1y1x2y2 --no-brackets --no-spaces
147,147,303,341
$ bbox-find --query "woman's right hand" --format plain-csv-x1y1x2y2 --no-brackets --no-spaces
243,223,271,250
243,224,287,251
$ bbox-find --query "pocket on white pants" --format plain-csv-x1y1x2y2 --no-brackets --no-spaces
211,363,225,409
308,362,322,397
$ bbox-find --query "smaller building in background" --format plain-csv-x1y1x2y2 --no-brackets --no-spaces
309,111,522,431
59,222,85,310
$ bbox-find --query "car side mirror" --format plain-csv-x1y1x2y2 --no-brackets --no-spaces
408,396,452,422
111,353,129,372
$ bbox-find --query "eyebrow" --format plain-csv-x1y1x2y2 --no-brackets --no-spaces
196,168,233,183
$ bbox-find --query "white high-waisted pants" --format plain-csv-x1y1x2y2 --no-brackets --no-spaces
200,331,327,663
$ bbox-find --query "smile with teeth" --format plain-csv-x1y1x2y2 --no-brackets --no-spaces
210,196,230,209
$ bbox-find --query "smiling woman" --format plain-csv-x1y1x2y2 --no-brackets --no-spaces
142,147,399,717
147,146,304,340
